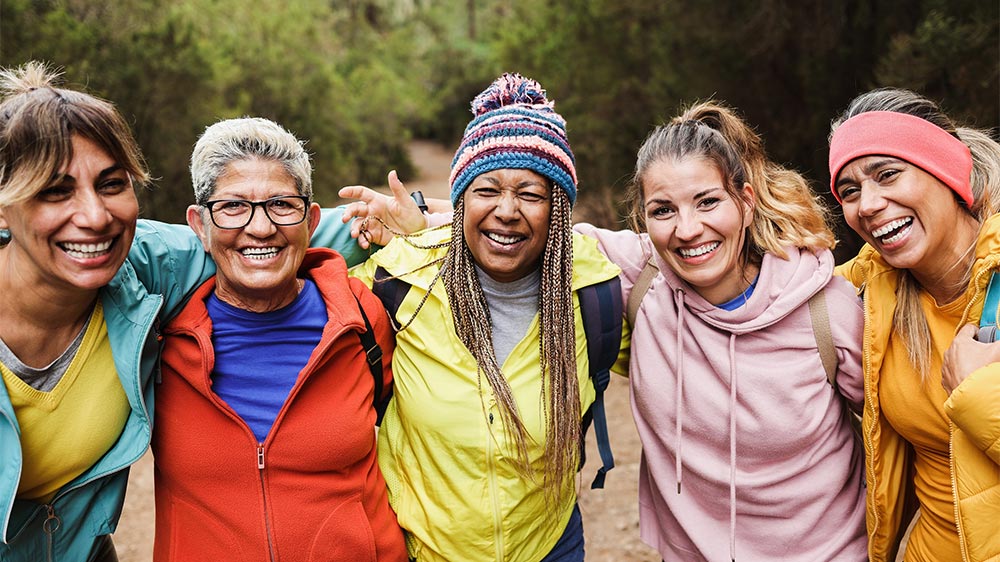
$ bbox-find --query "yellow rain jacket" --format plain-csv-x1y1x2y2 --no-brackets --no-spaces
837,214,1000,562
352,226,628,562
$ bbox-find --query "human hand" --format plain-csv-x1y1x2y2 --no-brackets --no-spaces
942,324,1000,394
339,170,428,249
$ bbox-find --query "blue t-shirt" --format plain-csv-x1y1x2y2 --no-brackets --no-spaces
717,274,759,311
206,279,327,442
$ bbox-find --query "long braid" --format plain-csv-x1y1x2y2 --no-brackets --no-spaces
442,72,582,505
537,191,580,504
443,200,533,472
442,193,581,503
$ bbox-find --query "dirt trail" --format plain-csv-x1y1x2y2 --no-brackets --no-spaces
113,140,658,561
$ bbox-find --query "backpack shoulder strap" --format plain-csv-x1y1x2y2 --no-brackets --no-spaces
978,271,1000,342
352,293,389,423
626,256,659,327
372,266,410,327
809,288,865,446
577,275,624,489
807,289,838,389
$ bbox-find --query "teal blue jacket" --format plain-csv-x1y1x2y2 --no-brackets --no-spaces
0,210,362,561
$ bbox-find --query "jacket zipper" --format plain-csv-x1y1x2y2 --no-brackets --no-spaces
948,424,969,562
257,443,277,562
485,407,504,562
859,282,884,560
947,267,989,562
43,503,60,562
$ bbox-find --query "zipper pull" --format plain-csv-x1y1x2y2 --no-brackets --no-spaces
43,504,61,534
488,412,494,424
257,444,265,470
44,503,61,562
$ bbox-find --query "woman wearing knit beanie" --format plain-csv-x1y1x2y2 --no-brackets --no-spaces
345,74,628,562
830,89,1000,562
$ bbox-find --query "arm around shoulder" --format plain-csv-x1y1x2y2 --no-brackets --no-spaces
314,207,368,268
129,220,216,318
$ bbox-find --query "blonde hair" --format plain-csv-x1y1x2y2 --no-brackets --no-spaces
0,61,148,208
959,126,1000,220
626,100,834,262
830,89,999,379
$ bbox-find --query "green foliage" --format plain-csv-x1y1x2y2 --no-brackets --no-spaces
876,4,1000,128
1,0,432,221
487,0,998,260
1,0,996,255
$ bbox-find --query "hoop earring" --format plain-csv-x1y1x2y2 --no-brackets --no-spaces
0,228,10,248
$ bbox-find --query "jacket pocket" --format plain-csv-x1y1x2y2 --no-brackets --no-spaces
308,499,377,562
156,495,246,562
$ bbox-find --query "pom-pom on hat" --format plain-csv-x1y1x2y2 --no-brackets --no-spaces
449,73,577,206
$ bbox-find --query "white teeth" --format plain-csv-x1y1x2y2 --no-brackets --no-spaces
485,232,522,245
678,242,719,258
241,247,279,260
61,240,113,258
870,218,912,242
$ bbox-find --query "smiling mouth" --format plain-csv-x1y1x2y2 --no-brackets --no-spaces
870,217,913,245
60,239,113,259
241,247,280,260
677,242,719,258
485,232,525,246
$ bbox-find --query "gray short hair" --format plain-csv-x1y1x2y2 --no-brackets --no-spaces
190,117,312,205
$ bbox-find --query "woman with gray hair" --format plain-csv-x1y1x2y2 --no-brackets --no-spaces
151,117,407,562
0,60,379,562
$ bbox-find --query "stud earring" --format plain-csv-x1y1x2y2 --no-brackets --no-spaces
0,228,11,248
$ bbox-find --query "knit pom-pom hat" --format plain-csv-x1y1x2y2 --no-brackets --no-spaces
449,73,577,206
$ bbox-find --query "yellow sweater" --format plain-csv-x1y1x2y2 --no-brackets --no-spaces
1,302,129,503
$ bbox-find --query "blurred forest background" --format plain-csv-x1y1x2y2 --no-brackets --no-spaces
1,0,997,261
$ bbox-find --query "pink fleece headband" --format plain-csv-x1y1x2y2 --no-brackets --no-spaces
828,111,973,206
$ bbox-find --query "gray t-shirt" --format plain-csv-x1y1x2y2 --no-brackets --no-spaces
0,317,89,392
475,266,540,366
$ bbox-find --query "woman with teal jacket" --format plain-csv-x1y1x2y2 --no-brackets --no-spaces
0,62,363,561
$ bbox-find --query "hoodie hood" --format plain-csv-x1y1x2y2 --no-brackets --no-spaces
655,245,835,333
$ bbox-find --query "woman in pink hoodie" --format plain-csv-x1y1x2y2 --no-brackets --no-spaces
576,101,868,561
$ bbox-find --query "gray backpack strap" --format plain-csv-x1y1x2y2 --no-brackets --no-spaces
626,256,660,327
807,290,838,388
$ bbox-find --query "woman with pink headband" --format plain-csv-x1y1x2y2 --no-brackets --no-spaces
830,88,1000,562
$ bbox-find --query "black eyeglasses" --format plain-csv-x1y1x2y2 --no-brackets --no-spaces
202,195,310,229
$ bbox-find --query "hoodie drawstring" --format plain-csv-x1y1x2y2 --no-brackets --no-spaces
674,289,686,494
673,289,738,561
728,334,738,562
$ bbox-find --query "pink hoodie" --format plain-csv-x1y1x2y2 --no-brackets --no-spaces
576,224,867,562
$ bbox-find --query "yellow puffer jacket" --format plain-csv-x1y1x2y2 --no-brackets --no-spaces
351,226,628,562
836,213,1000,562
